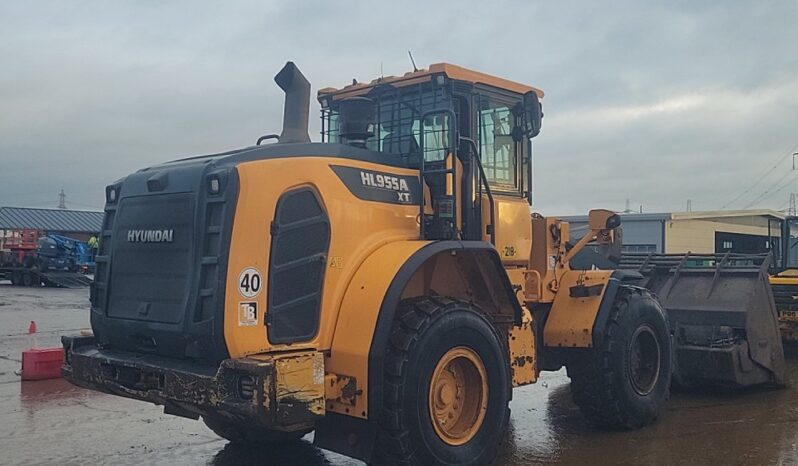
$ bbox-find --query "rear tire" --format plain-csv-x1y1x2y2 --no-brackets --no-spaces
10,272,21,286
202,416,310,444
372,296,510,466
566,285,671,430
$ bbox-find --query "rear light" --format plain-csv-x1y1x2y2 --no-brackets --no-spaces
237,374,255,399
208,176,221,195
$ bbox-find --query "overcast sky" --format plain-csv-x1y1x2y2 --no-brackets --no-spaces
1,1,797,215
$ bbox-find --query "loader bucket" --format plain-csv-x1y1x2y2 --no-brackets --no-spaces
619,252,786,388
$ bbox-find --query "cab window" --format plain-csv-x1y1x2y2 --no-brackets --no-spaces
478,98,519,191
787,219,798,268
321,82,455,167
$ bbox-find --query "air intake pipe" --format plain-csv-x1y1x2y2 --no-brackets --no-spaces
274,61,311,144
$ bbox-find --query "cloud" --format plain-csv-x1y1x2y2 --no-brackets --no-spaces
0,0,797,216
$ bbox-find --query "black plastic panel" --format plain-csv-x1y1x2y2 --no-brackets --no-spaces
267,188,330,343
108,193,194,324
91,162,237,365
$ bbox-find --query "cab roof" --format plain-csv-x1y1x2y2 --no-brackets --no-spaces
317,63,544,102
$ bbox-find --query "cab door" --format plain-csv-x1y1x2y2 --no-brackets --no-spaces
475,91,532,266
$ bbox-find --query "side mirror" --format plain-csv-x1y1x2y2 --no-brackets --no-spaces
588,209,621,230
523,91,543,138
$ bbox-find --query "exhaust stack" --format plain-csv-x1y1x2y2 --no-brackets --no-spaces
274,61,311,144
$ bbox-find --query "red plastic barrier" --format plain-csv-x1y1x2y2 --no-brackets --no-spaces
21,348,64,381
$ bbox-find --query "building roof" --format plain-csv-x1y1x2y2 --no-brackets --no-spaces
670,209,785,221
559,209,785,224
317,62,544,102
559,212,672,223
0,207,103,233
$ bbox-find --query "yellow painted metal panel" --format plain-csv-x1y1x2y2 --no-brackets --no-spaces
509,307,536,386
494,196,532,265
324,240,430,418
225,157,421,359
274,351,326,421
543,270,613,348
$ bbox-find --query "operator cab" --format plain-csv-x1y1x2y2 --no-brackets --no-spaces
317,64,543,244
772,216,798,272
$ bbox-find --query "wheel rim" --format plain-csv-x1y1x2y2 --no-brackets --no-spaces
428,346,489,446
628,325,661,396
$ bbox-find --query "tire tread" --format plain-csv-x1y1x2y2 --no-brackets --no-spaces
567,285,669,430
372,297,508,465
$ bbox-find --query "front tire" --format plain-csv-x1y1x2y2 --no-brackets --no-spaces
567,285,671,430
202,416,310,444
372,297,510,466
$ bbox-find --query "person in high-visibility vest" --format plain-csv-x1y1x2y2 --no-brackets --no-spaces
87,235,99,259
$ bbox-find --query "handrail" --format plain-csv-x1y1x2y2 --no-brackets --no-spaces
256,134,280,145
419,108,458,241
460,137,495,245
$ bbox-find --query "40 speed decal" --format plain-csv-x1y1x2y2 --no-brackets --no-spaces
331,165,421,205
238,267,262,298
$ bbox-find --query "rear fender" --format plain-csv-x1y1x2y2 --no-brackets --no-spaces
368,241,522,415
316,240,521,462
322,240,428,422
325,240,521,418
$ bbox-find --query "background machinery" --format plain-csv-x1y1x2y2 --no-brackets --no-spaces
1,231,93,287
62,61,781,465
767,215,798,342
617,212,798,353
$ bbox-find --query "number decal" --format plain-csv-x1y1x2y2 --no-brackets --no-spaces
502,246,517,258
238,267,263,298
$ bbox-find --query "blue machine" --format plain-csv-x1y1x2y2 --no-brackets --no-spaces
37,234,95,272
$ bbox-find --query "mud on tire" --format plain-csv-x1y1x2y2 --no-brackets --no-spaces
566,285,671,430
371,296,511,466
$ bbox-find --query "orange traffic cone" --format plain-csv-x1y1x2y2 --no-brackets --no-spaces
28,321,38,349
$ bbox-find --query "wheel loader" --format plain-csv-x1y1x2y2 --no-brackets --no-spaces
62,61,781,465
765,215,798,342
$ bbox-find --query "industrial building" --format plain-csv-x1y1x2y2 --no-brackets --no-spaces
561,209,784,255
0,207,103,248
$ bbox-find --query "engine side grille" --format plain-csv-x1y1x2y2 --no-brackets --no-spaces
266,188,330,344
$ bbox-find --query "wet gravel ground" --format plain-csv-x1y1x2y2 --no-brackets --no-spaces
1,282,797,465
